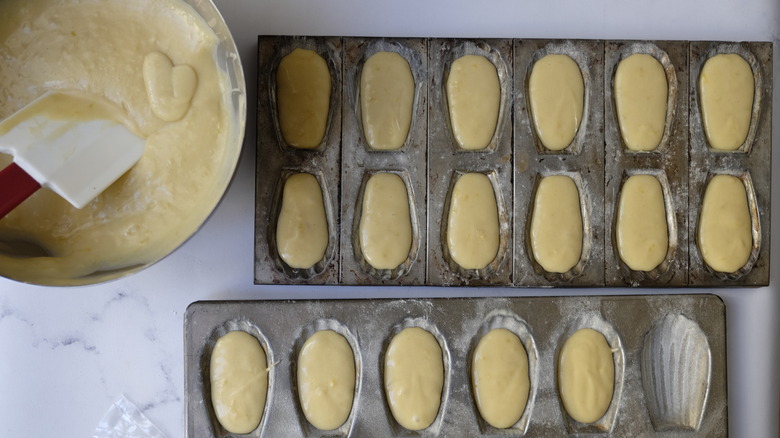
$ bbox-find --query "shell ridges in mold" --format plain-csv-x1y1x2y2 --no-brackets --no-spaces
642,313,711,431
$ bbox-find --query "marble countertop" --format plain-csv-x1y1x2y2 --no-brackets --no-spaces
1,0,778,436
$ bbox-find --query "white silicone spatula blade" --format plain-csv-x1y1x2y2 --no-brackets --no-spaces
0,91,145,217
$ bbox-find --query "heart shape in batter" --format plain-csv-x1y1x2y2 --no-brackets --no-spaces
143,51,197,122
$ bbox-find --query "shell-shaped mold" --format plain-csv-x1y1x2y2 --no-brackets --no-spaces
268,169,338,279
469,312,538,435
352,170,420,280
611,42,678,154
696,171,761,280
696,44,763,154
555,314,625,434
441,170,510,280
642,314,712,431
380,318,451,436
355,42,423,152
291,319,362,437
269,39,341,152
202,319,274,438
613,169,678,282
441,40,511,153
525,171,592,282
524,40,595,155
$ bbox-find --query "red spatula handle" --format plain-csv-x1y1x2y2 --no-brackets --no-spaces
0,162,41,219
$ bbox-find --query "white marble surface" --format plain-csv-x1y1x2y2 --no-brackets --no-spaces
1,0,779,436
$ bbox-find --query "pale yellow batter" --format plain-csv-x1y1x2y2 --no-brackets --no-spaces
384,327,444,431
616,175,668,271
528,54,584,151
0,92,140,137
472,329,529,429
558,328,614,424
276,173,329,269
446,173,500,270
0,0,236,285
446,55,500,150
698,174,753,272
210,331,268,434
359,173,412,270
297,330,356,431
614,54,668,151
699,54,754,151
276,48,331,149
360,51,415,150
529,175,583,273
143,51,197,122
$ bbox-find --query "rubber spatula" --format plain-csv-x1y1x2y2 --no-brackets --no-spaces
0,91,145,219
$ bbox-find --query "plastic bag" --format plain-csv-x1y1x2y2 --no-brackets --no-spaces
92,395,168,438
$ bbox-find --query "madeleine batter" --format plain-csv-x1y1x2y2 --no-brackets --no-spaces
616,174,669,271
360,51,415,150
0,0,236,285
446,173,500,270
471,328,530,429
143,51,197,122
210,331,268,434
558,328,614,424
297,330,356,431
276,173,329,269
529,175,583,273
699,54,754,151
384,327,444,431
359,173,413,270
446,55,501,150
276,48,332,149
614,54,668,151
0,91,140,137
528,54,584,151
698,174,753,272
